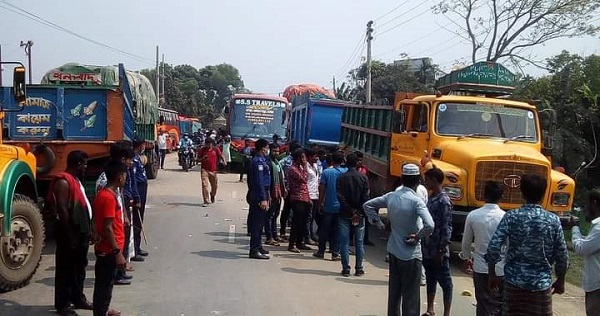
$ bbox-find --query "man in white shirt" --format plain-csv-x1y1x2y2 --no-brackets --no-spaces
157,130,168,169
305,149,320,245
459,181,505,316
572,189,600,316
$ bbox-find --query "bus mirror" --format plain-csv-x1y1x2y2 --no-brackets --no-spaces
224,106,230,114
13,66,27,104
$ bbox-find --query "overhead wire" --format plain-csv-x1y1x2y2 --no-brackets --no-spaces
373,0,410,23
376,0,431,30
0,0,155,65
376,5,433,38
335,34,366,79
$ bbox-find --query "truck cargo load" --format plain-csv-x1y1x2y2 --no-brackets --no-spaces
289,92,347,148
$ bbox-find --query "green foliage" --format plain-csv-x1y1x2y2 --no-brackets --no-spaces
514,51,600,205
346,60,433,104
140,63,247,125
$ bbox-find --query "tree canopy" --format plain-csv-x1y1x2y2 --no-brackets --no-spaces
141,63,248,124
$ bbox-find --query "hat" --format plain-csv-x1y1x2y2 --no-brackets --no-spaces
402,164,420,176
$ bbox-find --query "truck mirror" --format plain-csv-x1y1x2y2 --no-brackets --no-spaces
224,106,230,114
13,66,27,104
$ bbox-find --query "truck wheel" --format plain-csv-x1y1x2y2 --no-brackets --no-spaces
0,194,44,292
145,151,159,180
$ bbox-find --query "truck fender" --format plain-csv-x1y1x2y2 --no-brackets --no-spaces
33,144,56,175
0,160,37,237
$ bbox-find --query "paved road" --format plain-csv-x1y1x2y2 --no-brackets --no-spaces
0,154,587,315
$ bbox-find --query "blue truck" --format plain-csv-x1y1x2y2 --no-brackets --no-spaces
289,93,347,148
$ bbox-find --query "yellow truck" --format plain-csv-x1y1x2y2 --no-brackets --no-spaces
0,63,44,291
341,62,574,241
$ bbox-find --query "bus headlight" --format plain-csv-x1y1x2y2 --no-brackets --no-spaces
552,193,570,207
443,186,462,200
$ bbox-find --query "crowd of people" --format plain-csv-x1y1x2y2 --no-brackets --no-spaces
47,138,151,316
243,138,600,316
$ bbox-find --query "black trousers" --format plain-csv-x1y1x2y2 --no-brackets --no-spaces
159,149,166,168
473,272,503,316
133,181,148,252
249,203,267,253
388,254,422,316
289,200,311,246
279,195,292,236
93,253,117,316
264,199,281,240
54,222,89,310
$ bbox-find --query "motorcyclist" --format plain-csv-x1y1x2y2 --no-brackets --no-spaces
178,134,194,164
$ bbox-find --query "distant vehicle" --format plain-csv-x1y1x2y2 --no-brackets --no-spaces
158,107,180,152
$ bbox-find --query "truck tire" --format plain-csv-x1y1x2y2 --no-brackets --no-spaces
0,194,45,292
33,144,56,175
145,150,159,180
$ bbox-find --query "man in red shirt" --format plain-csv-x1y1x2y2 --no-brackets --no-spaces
198,138,226,207
93,160,128,316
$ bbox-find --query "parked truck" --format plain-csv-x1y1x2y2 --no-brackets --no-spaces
340,62,575,241
39,63,160,181
0,63,45,291
288,92,347,149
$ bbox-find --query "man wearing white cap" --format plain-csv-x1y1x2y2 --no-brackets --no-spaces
364,163,434,316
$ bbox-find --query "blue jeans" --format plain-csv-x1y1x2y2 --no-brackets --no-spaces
338,217,365,272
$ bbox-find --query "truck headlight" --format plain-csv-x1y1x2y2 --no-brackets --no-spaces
552,193,570,206
443,186,462,200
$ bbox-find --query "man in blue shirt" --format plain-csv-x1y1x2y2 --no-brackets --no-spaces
313,151,347,260
485,174,569,316
247,138,271,260
364,164,434,316
132,137,149,261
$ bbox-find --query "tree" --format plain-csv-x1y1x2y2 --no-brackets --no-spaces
198,63,247,114
348,60,432,103
433,0,600,64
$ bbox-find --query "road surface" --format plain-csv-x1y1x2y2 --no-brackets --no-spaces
0,154,587,315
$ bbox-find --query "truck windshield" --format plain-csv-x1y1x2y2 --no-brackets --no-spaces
229,98,287,139
435,102,538,142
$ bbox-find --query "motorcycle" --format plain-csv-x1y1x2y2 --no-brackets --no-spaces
178,146,194,172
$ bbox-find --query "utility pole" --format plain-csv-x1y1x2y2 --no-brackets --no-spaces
332,75,336,91
365,21,374,103
155,46,160,100
20,40,33,84
161,54,165,106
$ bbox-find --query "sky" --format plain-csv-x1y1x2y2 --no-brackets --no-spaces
1,0,599,95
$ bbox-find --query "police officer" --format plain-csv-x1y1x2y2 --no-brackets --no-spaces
247,138,271,259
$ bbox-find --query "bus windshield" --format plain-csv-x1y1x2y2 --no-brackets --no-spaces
435,102,538,142
230,98,287,139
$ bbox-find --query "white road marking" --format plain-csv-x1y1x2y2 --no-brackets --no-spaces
228,224,236,243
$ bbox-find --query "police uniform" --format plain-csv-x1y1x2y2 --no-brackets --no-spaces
248,153,271,257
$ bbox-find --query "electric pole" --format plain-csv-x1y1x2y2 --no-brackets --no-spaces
332,76,336,91
365,21,374,103
161,54,165,106
20,40,33,84
155,46,160,100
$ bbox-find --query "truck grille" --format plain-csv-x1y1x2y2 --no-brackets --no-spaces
475,161,548,205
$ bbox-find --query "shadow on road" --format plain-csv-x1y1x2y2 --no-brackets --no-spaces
335,277,388,286
190,250,245,260
166,202,204,208
272,253,319,260
205,231,248,238
34,276,95,289
280,267,340,276
0,300,55,316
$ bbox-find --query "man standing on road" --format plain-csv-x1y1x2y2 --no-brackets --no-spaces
157,130,168,169
239,139,252,182
264,143,286,245
47,150,93,316
459,181,505,316
132,138,149,260
93,160,128,316
422,167,454,316
279,141,301,239
363,163,433,316
313,151,346,260
336,153,370,277
305,148,320,245
198,138,225,207
485,174,569,316
571,189,600,316
247,138,271,259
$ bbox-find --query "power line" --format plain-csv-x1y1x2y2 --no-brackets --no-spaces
373,0,410,23
335,34,366,78
0,0,155,65
376,0,430,30
374,23,452,59
376,5,432,38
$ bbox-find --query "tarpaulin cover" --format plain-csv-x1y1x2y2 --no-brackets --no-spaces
41,63,158,125
282,84,336,102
